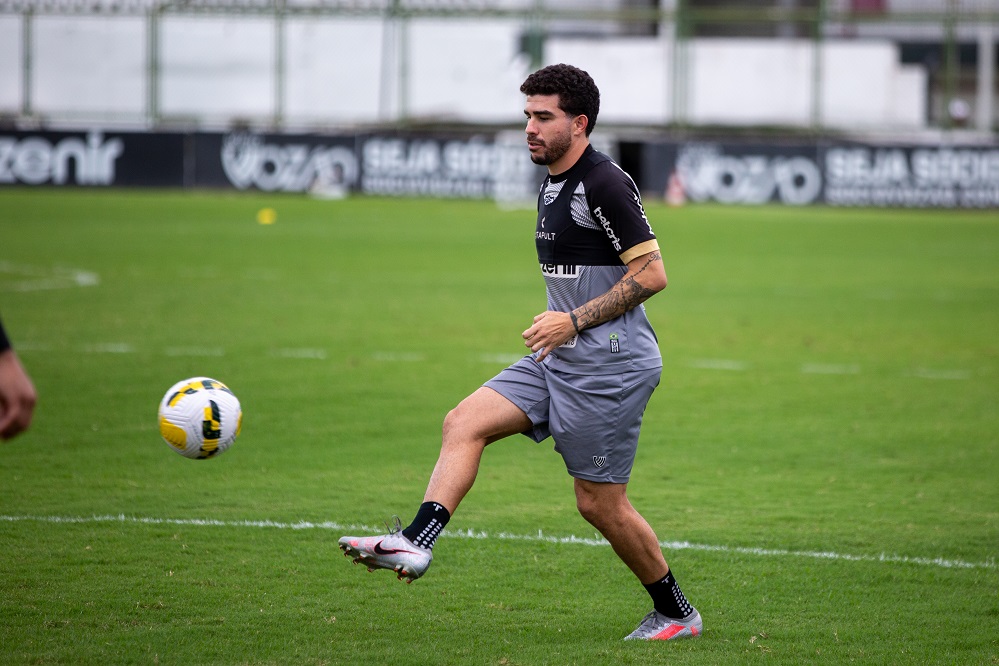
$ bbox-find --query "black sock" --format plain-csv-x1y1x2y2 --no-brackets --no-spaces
402,501,450,551
644,570,694,619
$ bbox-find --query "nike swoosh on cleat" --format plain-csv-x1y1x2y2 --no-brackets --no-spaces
373,541,417,556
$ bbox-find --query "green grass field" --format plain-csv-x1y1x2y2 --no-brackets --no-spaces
0,188,996,665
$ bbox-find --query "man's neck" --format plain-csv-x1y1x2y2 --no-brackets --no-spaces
548,140,591,176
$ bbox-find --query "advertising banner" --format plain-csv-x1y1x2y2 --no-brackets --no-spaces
194,132,361,193
639,140,999,208
356,132,544,204
0,130,186,188
0,129,545,200
822,144,999,208
2,128,996,209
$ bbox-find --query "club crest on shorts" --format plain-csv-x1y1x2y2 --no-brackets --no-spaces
593,455,607,468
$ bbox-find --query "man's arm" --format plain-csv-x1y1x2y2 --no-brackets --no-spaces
523,250,667,362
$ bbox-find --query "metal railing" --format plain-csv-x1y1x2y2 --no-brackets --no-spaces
2,0,996,132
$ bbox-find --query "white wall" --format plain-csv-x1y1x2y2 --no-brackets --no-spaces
820,41,927,128
548,36,926,129
284,18,386,124
0,14,928,131
160,17,275,122
405,20,531,125
688,39,815,126
36,17,146,118
0,17,21,113
545,38,672,125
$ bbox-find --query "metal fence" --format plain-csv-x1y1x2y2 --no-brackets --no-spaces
1,0,996,133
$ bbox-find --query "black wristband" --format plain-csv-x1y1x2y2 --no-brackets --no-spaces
569,311,580,334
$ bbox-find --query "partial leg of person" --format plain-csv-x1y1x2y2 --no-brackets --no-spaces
423,386,533,513
573,479,701,640
338,386,532,582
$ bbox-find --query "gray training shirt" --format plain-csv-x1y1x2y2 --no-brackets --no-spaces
534,145,663,375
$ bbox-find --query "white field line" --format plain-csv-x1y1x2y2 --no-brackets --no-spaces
271,348,328,360
17,343,981,381
800,363,861,375
0,262,99,292
164,346,225,357
371,352,426,362
684,358,748,371
81,343,134,354
910,368,972,381
1,514,993,571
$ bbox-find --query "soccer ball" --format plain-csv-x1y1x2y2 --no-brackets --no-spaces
158,377,242,459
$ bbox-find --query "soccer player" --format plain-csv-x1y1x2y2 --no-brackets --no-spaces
0,316,37,441
340,63,701,641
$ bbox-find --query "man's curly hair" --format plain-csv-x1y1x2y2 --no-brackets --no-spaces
520,64,600,136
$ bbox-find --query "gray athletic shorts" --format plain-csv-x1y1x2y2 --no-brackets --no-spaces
483,356,662,484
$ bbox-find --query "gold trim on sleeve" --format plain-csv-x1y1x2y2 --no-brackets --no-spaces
620,239,660,264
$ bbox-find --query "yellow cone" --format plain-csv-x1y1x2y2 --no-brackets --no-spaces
257,208,277,225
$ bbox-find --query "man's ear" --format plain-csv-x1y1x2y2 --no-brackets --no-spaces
574,114,589,136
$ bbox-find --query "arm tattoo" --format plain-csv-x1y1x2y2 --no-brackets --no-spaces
573,252,662,331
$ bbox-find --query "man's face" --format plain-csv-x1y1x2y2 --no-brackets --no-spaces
524,94,576,168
